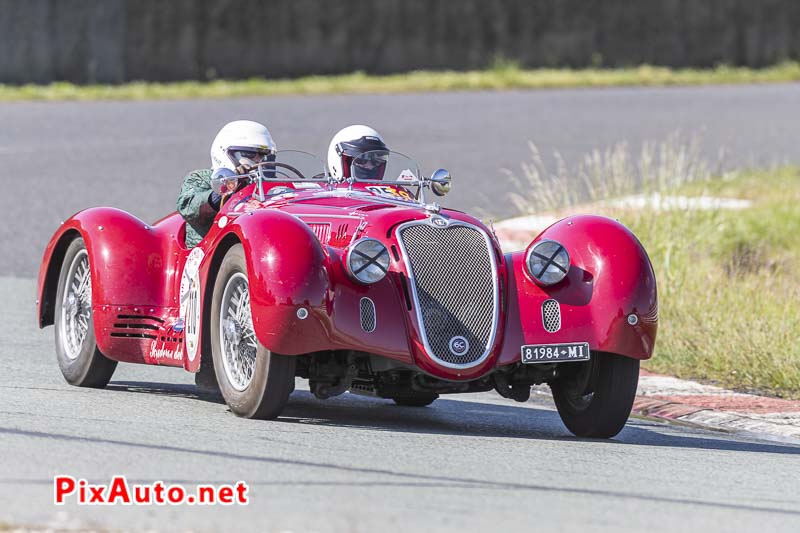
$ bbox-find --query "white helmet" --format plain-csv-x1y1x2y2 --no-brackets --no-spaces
210,120,277,172
327,125,388,180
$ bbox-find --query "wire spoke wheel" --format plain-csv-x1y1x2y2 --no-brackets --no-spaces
59,250,92,360
219,273,257,391
54,238,117,388
210,244,295,419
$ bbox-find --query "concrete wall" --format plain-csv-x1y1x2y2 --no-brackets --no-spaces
2,0,799,84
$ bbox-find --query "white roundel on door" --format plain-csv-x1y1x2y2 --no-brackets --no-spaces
179,247,205,362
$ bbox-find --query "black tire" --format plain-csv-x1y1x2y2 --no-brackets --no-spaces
194,355,221,394
54,238,117,388
210,244,295,419
391,394,438,407
551,352,639,439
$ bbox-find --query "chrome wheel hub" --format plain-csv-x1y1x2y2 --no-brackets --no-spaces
223,318,242,346
219,273,258,391
66,294,79,318
60,250,92,360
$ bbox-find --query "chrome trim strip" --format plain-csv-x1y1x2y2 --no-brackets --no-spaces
298,214,361,219
395,219,500,370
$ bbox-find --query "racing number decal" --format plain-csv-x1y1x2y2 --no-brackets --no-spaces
179,248,204,362
366,185,414,201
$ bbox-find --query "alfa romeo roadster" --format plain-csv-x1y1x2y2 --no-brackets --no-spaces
37,150,657,438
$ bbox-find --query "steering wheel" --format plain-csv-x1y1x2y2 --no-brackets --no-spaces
257,161,308,181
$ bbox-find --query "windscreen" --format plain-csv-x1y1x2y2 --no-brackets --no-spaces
257,150,328,181
350,150,421,184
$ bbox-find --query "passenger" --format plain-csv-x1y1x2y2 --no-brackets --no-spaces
327,125,389,181
177,120,276,248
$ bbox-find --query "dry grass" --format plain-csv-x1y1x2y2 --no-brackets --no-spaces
2,62,800,101
505,133,716,214
507,140,800,398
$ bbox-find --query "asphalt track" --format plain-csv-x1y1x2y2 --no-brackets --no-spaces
2,85,800,531
2,83,800,277
2,277,800,532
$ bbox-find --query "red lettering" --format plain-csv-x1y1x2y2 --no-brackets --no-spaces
153,481,166,504
107,476,131,504
55,477,251,506
235,482,249,504
197,485,214,504
134,485,151,504
167,486,185,504
54,476,76,504
218,486,234,504
88,485,106,503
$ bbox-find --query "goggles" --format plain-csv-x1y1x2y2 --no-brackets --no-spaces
346,150,388,180
229,147,275,165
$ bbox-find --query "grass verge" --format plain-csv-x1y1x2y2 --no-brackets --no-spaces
1,62,800,101
508,141,800,398
627,168,800,398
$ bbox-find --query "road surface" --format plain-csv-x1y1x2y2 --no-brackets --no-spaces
2,276,799,532
2,85,799,531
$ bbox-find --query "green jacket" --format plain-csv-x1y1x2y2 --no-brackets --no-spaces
176,169,216,248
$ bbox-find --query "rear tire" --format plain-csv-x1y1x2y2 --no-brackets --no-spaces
54,238,117,388
210,244,295,419
551,352,639,439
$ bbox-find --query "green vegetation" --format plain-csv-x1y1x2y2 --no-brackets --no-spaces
629,168,800,398
2,61,800,101
509,138,800,398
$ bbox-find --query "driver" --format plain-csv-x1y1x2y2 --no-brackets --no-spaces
177,120,276,248
327,125,388,181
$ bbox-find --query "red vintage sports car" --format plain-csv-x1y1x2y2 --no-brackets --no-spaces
37,150,657,438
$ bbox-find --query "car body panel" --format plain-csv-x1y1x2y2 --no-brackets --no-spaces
38,180,658,384
498,215,658,366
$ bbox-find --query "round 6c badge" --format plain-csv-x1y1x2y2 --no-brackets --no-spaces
448,336,469,356
179,247,205,362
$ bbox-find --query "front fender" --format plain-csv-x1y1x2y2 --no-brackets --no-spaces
498,215,658,365
213,211,332,355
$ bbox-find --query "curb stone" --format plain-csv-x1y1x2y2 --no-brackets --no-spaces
633,371,800,441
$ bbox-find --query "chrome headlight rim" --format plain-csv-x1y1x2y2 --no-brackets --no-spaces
525,239,570,286
346,238,391,284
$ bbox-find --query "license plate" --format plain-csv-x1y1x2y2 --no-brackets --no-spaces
521,342,591,364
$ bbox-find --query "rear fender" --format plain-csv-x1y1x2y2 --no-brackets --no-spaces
37,208,173,329
498,215,658,364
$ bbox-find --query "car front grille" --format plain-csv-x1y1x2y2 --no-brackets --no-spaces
398,222,498,367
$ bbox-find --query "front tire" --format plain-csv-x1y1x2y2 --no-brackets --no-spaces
551,352,639,439
54,238,117,388
210,244,295,419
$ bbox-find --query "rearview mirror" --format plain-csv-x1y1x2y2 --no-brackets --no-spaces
211,168,240,195
429,168,452,197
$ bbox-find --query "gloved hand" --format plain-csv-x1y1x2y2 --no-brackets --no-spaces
208,191,223,211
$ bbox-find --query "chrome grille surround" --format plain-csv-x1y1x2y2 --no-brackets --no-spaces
360,297,376,333
542,299,561,333
396,219,499,369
